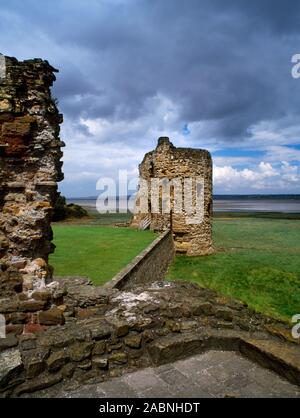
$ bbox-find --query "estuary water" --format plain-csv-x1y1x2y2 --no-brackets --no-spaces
67,196,300,213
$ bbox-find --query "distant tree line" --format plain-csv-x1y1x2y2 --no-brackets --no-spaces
52,194,88,222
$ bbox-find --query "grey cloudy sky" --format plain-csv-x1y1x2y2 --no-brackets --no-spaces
1,0,300,196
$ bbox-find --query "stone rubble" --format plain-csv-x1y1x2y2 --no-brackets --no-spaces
0,277,299,397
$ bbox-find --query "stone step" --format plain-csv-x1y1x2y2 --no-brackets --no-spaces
240,338,300,386
147,330,300,387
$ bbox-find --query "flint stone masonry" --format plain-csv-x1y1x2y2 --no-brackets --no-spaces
0,278,300,397
131,137,213,255
0,55,64,331
106,230,175,290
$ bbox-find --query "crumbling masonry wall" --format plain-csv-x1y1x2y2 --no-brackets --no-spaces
0,55,64,332
131,137,213,255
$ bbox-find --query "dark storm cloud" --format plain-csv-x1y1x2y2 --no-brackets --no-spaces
1,0,300,143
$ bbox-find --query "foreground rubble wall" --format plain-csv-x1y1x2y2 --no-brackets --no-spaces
0,278,299,397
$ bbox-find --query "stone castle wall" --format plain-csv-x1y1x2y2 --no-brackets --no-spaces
0,55,64,333
105,230,175,290
131,137,213,255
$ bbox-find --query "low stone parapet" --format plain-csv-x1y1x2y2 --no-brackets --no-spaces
0,279,299,397
105,230,175,290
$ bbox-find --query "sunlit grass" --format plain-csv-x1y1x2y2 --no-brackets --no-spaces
167,218,300,321
50,225,157,285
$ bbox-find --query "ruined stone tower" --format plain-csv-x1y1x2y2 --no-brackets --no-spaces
0,55,64,331
131,137,213,255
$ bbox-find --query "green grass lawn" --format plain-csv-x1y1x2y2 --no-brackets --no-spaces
49,225,157,285
50,214,300,322
167,218,300,322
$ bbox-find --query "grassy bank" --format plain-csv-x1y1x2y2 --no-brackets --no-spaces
49,225,157,285
50,211,300,321
167,218,300,321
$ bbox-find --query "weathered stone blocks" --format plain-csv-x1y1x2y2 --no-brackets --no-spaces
0,277,299,397
131,137,213,255
0,54,64,332
0,348,23,388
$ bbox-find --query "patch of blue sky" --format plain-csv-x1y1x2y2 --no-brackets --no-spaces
286,144,300,151
212,148,264,158
182,123,190,136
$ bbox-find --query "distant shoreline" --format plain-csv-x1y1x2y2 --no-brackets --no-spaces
66,194,300,200
66,195,300,214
